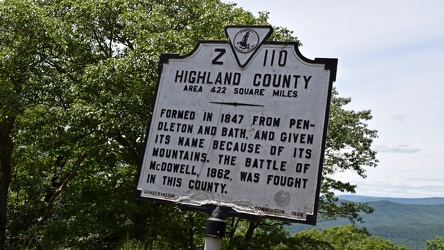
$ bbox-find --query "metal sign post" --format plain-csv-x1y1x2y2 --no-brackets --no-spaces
134,25,337,247
204,207,226,250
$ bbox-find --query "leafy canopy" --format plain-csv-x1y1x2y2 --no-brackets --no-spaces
1,0,378,249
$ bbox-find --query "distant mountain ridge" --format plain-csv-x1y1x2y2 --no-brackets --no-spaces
287,196,444,249
338,195,444,205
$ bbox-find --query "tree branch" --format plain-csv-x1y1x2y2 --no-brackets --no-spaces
36,153,87,226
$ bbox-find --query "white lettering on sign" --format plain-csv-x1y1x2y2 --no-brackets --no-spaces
135,26,337,224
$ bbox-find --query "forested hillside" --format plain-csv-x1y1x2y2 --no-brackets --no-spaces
287,198,444,249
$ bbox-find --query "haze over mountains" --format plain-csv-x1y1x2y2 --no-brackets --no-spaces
287,195,444,250
338,195,444,205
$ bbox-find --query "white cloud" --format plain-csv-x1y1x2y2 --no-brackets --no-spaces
354,180,444,198
390,114,408,123
373,144,421,154
407,178,444,182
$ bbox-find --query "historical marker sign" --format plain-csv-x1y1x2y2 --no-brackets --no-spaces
134,26,337,224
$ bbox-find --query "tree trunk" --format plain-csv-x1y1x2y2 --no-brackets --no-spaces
244,221,259,243
132,200,149,241
0,118,15,250
187,212,196,250
0,178,9,250
236,220,260,250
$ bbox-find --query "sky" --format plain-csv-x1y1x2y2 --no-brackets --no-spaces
224,0,444,198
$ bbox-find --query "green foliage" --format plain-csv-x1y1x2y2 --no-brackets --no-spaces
288,200,444,249
1,0,294,248
426,237,444,250
292,225,408,250
1,0,379,248
225,219,291,249
224,224,408,250
119,238,147,250
320,89,378,223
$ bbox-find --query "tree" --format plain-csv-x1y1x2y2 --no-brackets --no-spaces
291,225,408,250
1,1,55,248
1,0,377,248
222,224,408,250
1,0,289,248
319,89,378,223
426,237,444,250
